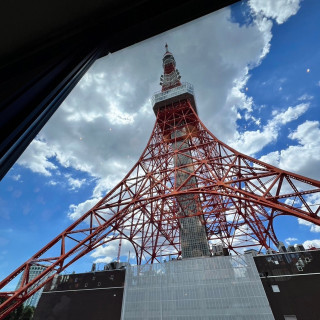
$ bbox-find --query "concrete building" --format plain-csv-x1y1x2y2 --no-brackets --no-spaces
16,265,46,308
34,249,320,320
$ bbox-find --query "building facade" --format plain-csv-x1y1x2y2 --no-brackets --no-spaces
34,249,320,320
15,265,46,308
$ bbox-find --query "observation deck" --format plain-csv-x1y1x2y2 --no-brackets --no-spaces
152,82,197,115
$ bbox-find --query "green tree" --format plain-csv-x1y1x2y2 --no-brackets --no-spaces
20,306,35,320
0,298,34,320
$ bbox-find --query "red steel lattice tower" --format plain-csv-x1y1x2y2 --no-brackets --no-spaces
1,45,320,318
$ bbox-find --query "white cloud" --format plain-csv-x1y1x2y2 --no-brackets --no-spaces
303,239,320,249
298,94,313,101
298,219,320,233
226,75,254,113
288,120,320,147
67,175,129,220
271,103,309,125
68,198,100,220
90,239,134,264
285,237,297,245
230,103,309,155
249,0,301,24
67,177,86,190
17,139,57,176
260,120,320,179
230,127,276,155
11,174,21,181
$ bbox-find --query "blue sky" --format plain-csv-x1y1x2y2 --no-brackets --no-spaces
1,0,320,287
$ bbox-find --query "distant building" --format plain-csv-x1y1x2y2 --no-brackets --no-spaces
287,245,296,252
295,244,305,252
211,244,222,255
16,265,46,308
266,248,276,254
244,248,259,256
277,241,287,253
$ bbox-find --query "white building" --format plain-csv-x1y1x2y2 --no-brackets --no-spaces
16,265,46,308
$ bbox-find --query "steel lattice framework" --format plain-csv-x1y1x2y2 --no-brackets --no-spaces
1,47,320,318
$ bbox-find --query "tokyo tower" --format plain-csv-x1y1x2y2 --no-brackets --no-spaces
1,44,320,318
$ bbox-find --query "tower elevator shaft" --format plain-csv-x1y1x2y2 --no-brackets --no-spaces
172,123,210,258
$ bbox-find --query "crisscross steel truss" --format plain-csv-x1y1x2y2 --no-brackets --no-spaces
1,99,320,318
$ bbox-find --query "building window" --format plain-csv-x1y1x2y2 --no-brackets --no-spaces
271,285,280,292
284,316,297,320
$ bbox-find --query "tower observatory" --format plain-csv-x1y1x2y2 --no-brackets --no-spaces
1,45,320,318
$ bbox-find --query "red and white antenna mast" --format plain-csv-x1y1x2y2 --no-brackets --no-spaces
160,43,181,91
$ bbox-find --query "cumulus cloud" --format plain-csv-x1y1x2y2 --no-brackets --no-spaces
249,0,301,24
67,176,86,190
285,237,297,245
90,239,134,264
303,239,320,249
17,139,57,176
289,120,320,147
68,198,100,220
260,120,320,179
230,103,309,155
298,219,320,233
272,103,309,125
